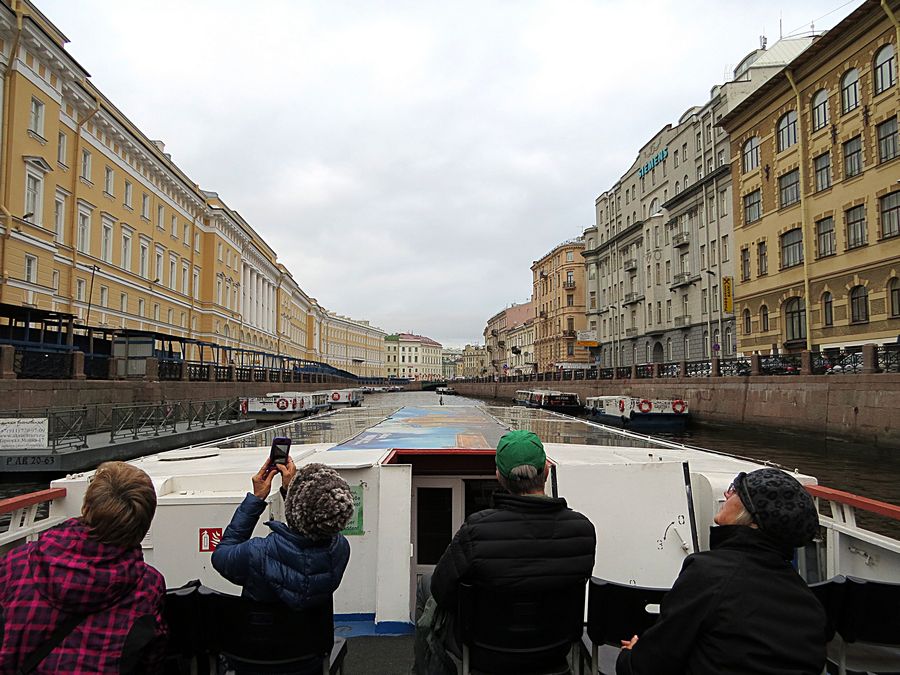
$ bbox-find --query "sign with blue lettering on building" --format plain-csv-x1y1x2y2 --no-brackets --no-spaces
638,148,668,178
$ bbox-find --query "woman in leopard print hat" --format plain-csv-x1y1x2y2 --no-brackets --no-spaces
617,467,826,675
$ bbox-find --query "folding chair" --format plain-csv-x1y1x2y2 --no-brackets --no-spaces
828,576,900,675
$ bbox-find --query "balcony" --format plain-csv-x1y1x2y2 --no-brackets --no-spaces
623,291,644,305
623,258,637,271
671,272,692,288
562,329,577,339
674,315,692,328
672,231,690,248
563,280,576,289
625,327,639,337
497,340,505,347
539,310,547,318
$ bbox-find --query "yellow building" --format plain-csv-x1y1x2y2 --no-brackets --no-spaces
532,238,588,371
720,0,899,353
0,0,384,376
384,333,442,380
460,343,489,378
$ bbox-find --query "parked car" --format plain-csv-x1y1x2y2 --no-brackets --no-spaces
827,352,863,374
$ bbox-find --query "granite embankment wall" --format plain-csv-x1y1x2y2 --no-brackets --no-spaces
453,375,900,449
0,379,342,411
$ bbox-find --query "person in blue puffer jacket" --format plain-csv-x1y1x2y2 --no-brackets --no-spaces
211,458,353,610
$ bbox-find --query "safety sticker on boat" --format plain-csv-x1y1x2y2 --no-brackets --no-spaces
199,527,222,552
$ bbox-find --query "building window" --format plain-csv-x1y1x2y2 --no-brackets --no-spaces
850,286,869,323
24,171,43,225
141,194,150,219
874,44,896,95
124,181,133,208
780,228,803,268
784,298,806,342
743,190,761,223
29,97,45,136
566,294,574,307
139,241,149,278
740,248,750,281
169,258,177,290
101,220,113,262
171,215,178,238
157,205,165,229
890,278,900,317
761,305,770,331
776,111,797,152
846,205,867,249
120,292,127,313
841,69,859,113
757,240,768,276
100,286,108,309
742,137,760,172
24,254,37,286
743,308,751,334
566,250,574,262
138,299,145,317
843,136,863,178
881,190,900,239
76,278,85,301
77,209,91,254
778,169,800,208
811,89,829,131
104,167,114,195
121,230,132,270
80,149,92,182
878,116,898,163
54,194,65,242
814,152,831,191
822,292,833,327
722,235,729,261
57,132,67,165
816,217,835,257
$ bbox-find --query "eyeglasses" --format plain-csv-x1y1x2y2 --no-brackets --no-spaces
726,472,757,518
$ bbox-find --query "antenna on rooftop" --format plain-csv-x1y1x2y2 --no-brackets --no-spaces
760,34,767,49
779,14,783,39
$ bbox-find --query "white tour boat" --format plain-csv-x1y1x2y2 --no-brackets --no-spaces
585,395,691,432
2,404,898,666
239,391,332,422
325,388,365,407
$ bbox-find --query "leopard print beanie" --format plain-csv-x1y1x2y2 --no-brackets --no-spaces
284,463,354,539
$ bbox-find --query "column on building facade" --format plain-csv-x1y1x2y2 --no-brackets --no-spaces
241,264,248,322
248,268,256,327
256,273,263,329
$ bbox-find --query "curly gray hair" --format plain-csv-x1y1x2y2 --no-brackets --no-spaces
284,463,354,539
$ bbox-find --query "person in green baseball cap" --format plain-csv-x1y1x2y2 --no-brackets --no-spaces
494,428,549,494
413,429,595,674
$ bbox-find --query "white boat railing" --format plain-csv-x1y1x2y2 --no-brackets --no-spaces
0,488,68,555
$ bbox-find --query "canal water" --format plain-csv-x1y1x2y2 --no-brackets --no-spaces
3,390,899,537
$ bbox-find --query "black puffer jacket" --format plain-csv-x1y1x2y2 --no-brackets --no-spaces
616,525,826,675
430,492,596,611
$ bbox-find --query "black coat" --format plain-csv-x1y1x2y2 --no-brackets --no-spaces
616,525,827,675
430,492,596,611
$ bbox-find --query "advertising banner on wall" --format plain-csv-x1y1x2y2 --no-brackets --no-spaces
576,330,599,347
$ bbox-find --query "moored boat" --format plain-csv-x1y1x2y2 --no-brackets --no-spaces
513,390,532,406
435,386,457,395
526,389,581,414
240,391,333,421
585,395,690,431
325,388,365,407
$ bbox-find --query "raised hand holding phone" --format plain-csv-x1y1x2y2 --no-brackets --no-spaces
251,457,277,500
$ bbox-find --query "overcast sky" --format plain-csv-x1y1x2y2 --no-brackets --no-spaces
40,0,863,347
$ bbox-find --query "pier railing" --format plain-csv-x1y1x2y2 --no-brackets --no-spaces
463,343,900,383
0,398,242,449
0,488,68,555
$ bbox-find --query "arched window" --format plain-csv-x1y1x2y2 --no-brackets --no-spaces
703,330,710,358
743,308,752,334
725,327,733,355
675,181,681,194
742,137,760,172
649,198,660,215
760,305,770,332
784,297,806,341
874,44,896,95
822,292,833,326
811,90,829,131
890,278,900,317
777,111,798,152
683,174,689,188
850,285,869,323
841,69,860,113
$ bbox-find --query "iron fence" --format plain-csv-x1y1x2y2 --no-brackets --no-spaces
719,357,751,377
685,360,711,377
614,366,632,379
158,359,182,381
635,364,654,379
14,349,72,379
760,355,802,375
659,362,681,378
878,346,900,373
84,354,110,380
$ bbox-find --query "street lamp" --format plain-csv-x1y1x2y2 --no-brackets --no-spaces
85,264,101,326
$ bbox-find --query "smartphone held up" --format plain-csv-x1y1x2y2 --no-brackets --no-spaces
269,437,292,471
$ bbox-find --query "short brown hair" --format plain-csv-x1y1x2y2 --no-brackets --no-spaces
81,461,157,549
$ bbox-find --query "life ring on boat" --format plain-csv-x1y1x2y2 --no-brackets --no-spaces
638,399,653,413
299,398,305,408
618,399,625,413
331,392,341,402
291,398,298,409
240,399,248,414
276,398,289,410
672,399,687,414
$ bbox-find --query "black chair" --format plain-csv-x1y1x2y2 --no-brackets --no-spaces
162,580,206,675
828,576,900,675
808,575,846,643
581,577,669,675
196,586,348,675
456,579,588,675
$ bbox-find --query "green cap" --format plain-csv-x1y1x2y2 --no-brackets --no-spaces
495,430,546,478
